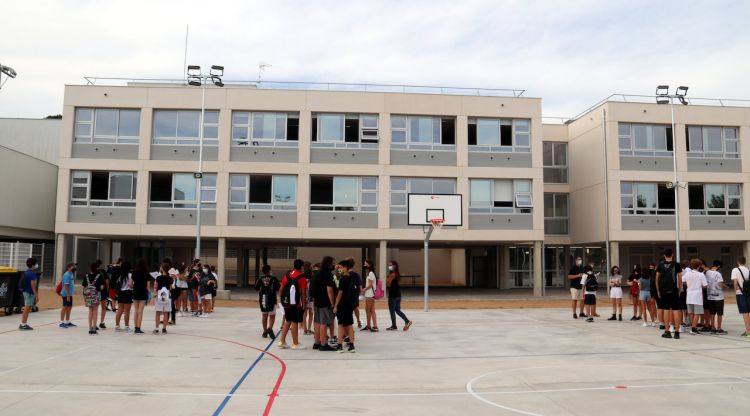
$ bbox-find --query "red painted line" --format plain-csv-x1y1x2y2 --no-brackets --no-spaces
172,332,286,416
0,320,59,335
615,386,627,389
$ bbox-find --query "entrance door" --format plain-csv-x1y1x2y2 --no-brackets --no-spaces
471,255,488,287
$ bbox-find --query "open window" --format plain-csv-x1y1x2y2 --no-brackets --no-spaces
390,115,455,148
620,182,675,215
70,171,137,207
149,173,216,208
469,179,533,213
310,176,377,211
311,113,379,147
231,111,299,146
468,118,530,151
390,177,456,213
688,183,741,215
229,174,297,210
153,110,219,145
75,108,140,144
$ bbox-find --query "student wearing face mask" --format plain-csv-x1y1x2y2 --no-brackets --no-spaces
59,262,77,328
198,265,215,317
608,266,623,321
568,257,586,319
386,261,412,331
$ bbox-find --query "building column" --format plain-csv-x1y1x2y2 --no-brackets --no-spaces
217,237,226,291
499,244,509,290
744,241,750,259
533,241,543,297
54,233,67,284
379,240,387,296
609,241,620,272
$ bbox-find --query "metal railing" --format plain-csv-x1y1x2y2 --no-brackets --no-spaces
82,77,526,98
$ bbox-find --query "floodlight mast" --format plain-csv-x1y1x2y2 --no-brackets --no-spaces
0,63,18,90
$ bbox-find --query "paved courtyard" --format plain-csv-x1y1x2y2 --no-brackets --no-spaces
1,304,749,415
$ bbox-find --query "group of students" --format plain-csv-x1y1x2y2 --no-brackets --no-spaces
569,249,750,339
53,257,219,335
254,257,414,353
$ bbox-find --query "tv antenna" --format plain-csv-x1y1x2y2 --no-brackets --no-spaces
258,62,272,82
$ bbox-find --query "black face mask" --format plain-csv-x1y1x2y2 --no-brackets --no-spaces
71,268,77,273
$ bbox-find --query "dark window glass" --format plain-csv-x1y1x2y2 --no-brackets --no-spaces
90,172,109,200
344,118,359,142
150,173,172,202
311,117,317,142
287,117,299,141
657,183,675,210
468,123,477,146
249,175,272,203
310,176,333,205
500,125,512,146
666,127,673,151
440,118,455,145
688,184,704,210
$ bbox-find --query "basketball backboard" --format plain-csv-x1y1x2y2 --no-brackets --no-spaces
407,193,462,226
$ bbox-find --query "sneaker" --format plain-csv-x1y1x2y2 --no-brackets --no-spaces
99,323,107,329
134,328,144,335
312,343,320,350
115,326,123,332
319,344,336,351
348,344,356,353
629,316,637,321
699,326,712,333
267,330,276,340
124,327,132,333
386,326,397,331
618,315,623,321
19,324,33,331
278,342,290,349
689,328,697,335
669,325,675,333
404,321,413,331
59,323,68,328
661,331,672,338
152,329,159,335
162,328,167,334
88,329,95,335
586,318,594,322
336,344,344,353
573,313,578,319
659,325,666,330
634,317,642,321
642,322,648,327
291,344,305,350
674,331,681,339
715,329,728,335
580,313,587,318
344,336,350,343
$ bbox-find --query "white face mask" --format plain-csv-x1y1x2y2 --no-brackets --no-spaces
33,264,39,270
388,265,394,271
202,268,209,274
576,260,582,266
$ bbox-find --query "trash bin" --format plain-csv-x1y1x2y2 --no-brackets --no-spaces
0,267,23,316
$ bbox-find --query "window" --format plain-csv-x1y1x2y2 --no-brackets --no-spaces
390,177,456,213
149,173,217,208
468,179,533,213
468,118,531,152
618,123,673,156
543,142,568,183
620,182,675,215
688,183,741,215
686,126,739,159
508,246,533,288
229,174,297,210
544,193,569,235
74,108,140,144
231,111,299,146
310,176,377,211
70,171,137,207
153,110,219,145
311,114,379,147
390,115,455,148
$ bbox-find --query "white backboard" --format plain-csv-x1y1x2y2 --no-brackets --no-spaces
407,193,463,226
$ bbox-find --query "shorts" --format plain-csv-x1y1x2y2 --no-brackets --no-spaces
570,288,581,300
654,293,665,309
202,293,213,300
660,292,681,310
736,294,750,314
706,299,724,316
610,287,623,299
109,288,117,300
639,290,651,301
100,292,107,301
284,307,304,323
154,298,172,313
261,308,276,316
118,291,133,304
679,291,688,310
336,307,354,326
62,296,73,307
133,290,148,301
23,292,36,307
686,303,704,315
314,306,334,325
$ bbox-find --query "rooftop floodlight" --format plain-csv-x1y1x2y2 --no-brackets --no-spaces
0,64,17,78
211,75,224,87
656,85,670,96
187,65,201,76
187,76,202,86
210,65,224,76
676,86,689,105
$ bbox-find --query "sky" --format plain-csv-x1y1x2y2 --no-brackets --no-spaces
1,0,749,119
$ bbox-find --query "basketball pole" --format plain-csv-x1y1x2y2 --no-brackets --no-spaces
423,225,434,312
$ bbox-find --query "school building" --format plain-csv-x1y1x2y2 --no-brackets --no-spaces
51,80,750,295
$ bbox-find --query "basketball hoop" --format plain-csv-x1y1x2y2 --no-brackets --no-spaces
429,218,444,232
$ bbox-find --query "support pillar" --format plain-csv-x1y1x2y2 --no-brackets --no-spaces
217,238,226,290
379,240,387,296
54,233,67,284
533,241,543,297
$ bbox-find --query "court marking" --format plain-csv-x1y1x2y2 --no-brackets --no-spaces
0,345,91,376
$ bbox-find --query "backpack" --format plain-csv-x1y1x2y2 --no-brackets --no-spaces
83,273,99,306
584,273,598,292
659,263,676,295
56,281,63,295
374,276,385,300
157,286,170,302
737,268,750,296
259,276,276,310
281,273,302,307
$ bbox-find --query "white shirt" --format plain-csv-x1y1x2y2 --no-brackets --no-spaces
705,269,724,301
731,266,750,295
364,271,376,298
681,270,707,305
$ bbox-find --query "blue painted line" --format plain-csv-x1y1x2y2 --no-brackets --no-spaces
212,331,279,416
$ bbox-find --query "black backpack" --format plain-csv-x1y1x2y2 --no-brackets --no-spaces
584,273,598,292
348,274,360,306
280,273,302,307
737,268,750,296
259,276,276,309
659,263,676,295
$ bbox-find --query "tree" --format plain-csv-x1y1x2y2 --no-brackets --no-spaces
45,114,62,119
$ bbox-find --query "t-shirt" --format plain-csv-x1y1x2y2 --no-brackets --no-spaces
199,275,213,296
254,275,280,300
61,271,75,297
132,270,153,294
119,273,133,292
337,274,355,309
388,274,402,298
312,269,336,308
281,270,307,308
681,270,707,305
705,270,725,301
656,261,682,293
609,274,622,288
22,269,37,294
580,272,598,295
350,271,362,298
156,274,172,292
569,265,584,289
638,276,650,292
364,271,376,298
82,271,106,292
731,265,750,295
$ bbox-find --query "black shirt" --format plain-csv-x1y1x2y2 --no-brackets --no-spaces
387,273,402,298
132,270,153,294
338,274,354,309
255,275,280,297
656,261,682,292
569,265,584,289
82,271,106,291
156,274,172,291
313,269,336,308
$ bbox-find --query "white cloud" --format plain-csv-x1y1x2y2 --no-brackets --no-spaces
0,0,748,118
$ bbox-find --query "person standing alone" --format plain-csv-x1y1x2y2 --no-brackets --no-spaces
278,259,307,349
18,258,39,331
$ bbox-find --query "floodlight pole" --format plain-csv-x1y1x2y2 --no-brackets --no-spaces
195,81,206,261
669,97,681,264
423,226,434,312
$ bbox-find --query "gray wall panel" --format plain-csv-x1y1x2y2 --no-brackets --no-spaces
147,209,216,225
227,211,297,227
469,214,533,230
687,158,742,173
150,145,218,161
468,152,532,168
621,215,675,230
230,146,299,163
619,156,674,171
689,216,744,230
390,213,409,229
310,148,378,165
68,207,136,224
72,144,139,160
390,150,456,166
309,212,378,228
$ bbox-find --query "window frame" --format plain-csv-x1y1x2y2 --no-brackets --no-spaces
390,115,455,151
74,108,141,144
311,113,380,148
152,110,219,146
542,142,568,183
468,179,533,214
685,125,740,159
544,193,569,235
228,174,298,211
69,171,137,207
149,173,217,209
620,182,676,215
231,111,299,147
310,176,378,212
688,183,742,216
468,118,531,153
618,123,673,157
390,177,457,213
